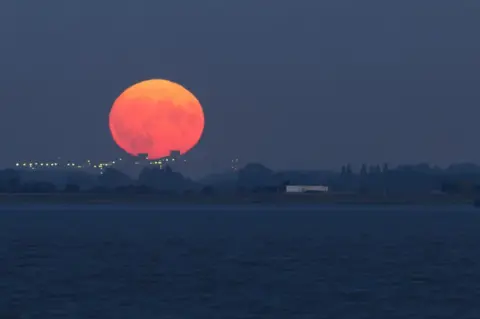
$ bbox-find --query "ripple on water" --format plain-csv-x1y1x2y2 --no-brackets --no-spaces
0,206,480,318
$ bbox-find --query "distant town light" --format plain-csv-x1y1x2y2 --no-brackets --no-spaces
13,154,192,173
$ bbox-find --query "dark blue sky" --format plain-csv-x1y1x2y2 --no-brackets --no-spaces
0,0,479,172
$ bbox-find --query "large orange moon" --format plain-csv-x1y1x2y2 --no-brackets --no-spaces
109,79,205,159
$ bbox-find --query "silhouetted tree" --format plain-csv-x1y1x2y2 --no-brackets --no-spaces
346,164,353,176
201,185,214,195
360,164,368,177
237,163,279,190
0,169,22,192
183,189,195,196
341,165,347,176
65,171,97,190
21,181,56,193
98,168,132,188
86,186,110,193
64,184,80,193
137,167,195,191
113,185,154,194
382,163,389,174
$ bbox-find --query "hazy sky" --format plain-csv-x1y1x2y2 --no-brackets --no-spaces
0,0,479,172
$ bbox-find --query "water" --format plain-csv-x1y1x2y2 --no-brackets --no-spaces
1,204,480,318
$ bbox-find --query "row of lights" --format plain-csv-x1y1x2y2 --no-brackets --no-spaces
15,158,124,170
15,163,85,169
149,158,175,164
14,156,197,170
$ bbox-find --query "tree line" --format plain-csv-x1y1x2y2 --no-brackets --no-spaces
1,162,480,196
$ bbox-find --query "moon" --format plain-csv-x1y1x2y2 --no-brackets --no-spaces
109,79,205,159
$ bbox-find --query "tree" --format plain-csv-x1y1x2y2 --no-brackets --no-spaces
0,169,22,192
98,168,132,188
64,184,80,193
382,163,389,174
21,181,56,193
360,164,368,177
237,163,278,190
346,164,353,176
138,167,193,191
201,185,214,195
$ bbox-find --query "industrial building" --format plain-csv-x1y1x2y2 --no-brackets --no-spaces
286,185,329,193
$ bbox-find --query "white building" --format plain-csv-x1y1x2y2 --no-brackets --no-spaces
286,185,329,193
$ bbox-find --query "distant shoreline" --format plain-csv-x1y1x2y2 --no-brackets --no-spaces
0,193,475,206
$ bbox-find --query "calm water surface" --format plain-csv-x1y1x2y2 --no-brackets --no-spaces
1,205,480,318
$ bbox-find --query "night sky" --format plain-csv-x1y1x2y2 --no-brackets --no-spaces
1,0,479,173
